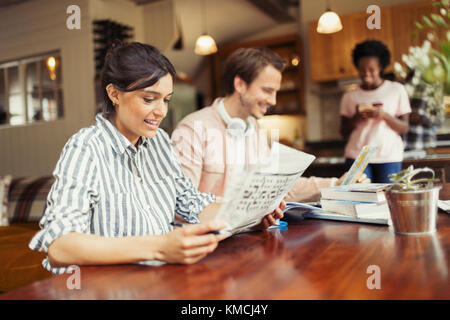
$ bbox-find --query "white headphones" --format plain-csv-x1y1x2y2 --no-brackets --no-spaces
218,99,255,137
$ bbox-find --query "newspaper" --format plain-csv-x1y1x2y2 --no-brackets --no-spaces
215,142,316,234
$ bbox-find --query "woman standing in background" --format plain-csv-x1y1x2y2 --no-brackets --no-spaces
340,40,411,183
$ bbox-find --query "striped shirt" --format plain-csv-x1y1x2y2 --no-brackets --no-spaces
29,113,216,274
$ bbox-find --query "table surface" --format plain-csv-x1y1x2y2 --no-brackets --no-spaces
1,212,449,300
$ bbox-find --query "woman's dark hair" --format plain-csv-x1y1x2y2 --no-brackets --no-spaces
100,41,176,115
352,39,391,72
223,47,286,95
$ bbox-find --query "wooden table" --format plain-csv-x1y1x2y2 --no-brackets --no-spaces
1,213,449,300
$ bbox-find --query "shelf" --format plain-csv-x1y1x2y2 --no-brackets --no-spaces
278,88,298,94
284,66,300,72
266,108,305,116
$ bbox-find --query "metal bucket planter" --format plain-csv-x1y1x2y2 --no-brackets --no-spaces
385,186,441,235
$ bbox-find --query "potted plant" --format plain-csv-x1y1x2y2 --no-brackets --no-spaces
394,0,449,124
385,165,441,235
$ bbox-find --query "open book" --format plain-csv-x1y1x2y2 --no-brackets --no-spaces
215,142,316,235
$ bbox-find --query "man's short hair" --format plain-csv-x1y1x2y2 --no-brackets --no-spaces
223,47,286,95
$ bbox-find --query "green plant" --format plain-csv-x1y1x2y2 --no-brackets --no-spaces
386,165,440,191
394,0,450,122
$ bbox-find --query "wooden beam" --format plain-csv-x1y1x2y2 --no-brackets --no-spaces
130,0,165,5
246,0,296,23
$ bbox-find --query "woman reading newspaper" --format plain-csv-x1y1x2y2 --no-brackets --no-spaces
29,42,284,274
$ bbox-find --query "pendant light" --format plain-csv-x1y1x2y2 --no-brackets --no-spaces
317,0,343,34
195,0,217,55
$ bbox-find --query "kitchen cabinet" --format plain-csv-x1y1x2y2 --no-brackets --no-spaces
309,7,394,81
308,15,354,82
392,0,447,67
309,0,445,82
210,34,305,115
348,7,395,74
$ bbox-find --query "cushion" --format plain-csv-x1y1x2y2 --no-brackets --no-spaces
0,175,12,226
7,176,55,223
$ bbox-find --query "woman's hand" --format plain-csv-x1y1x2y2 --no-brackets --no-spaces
156,220,226,264
368,103,384,120
356,104,373,122
336,172,370,186
251,200,286,230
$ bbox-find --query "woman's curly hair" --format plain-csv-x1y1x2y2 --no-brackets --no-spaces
352,39,391,72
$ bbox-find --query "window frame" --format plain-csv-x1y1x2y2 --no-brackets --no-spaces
0,50,63,127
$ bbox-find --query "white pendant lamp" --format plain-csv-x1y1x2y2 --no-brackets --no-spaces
195,34,217,55
317,1,343,34
195,0,217,55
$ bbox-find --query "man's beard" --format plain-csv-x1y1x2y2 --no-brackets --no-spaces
238,92,254,118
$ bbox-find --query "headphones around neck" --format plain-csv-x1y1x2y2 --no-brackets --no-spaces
218,99,255,137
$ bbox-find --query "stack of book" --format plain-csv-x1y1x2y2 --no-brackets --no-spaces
308,183,392,225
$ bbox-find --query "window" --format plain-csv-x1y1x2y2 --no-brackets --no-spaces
0,52,63,126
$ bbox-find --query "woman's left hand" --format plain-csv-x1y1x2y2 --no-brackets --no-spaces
336,172,370,186
251,200,286,230
369,103,384,120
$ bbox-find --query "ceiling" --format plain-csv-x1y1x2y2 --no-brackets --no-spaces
0,0,300,78
162,0,300,77
0,0,32,7
127,0,299,22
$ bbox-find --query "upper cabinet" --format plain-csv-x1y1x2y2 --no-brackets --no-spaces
391,0,447,67
348,7,395,74
309,0,444,82
211,34,305,115
308,15,355,81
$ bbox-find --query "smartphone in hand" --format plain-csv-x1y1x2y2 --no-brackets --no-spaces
358,103,374,113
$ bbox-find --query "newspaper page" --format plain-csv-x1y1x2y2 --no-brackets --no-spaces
215,142,316,234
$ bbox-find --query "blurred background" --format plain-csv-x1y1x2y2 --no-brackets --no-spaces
0,0,449,178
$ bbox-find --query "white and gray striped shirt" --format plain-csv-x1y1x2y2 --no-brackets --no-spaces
29,113,216,274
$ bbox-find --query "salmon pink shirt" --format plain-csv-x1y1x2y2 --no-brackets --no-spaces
340,80,411,163
172,98,337,203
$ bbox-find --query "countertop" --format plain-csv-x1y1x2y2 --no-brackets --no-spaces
313,153,450,166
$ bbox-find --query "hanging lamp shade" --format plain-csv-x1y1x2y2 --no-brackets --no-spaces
195,0,217,55
317,10,343,34
195,34,217,55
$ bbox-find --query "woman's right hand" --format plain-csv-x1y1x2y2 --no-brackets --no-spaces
156,220,226,264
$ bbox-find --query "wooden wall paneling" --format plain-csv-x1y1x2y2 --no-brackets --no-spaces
348,7,395,73
391,0,443,68
308,14,354,82
0,0,94,177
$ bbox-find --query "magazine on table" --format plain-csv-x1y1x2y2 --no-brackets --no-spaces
282,202,391,225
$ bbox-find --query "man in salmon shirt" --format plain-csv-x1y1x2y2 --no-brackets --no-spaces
171,47,368,203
